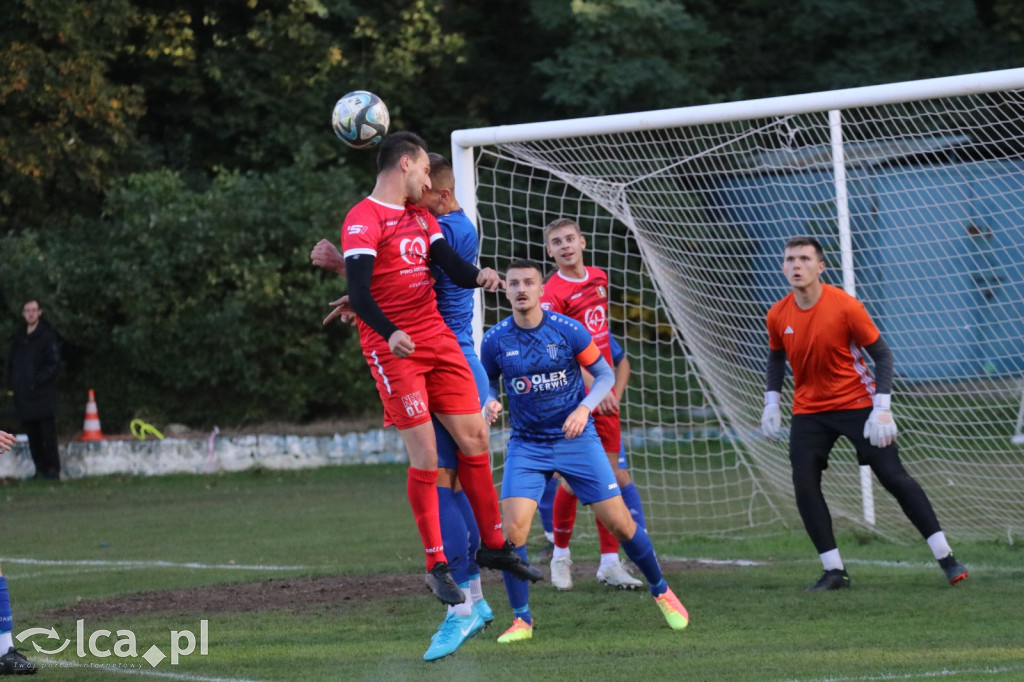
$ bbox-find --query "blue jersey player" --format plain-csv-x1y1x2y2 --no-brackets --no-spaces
481,259,689,643
417,154,495,660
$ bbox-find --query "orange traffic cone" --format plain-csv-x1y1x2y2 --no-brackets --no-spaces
79,389,105,441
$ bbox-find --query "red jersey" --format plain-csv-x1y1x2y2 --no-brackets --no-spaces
540,266,613,365
341,197,448,349
766,283,880,414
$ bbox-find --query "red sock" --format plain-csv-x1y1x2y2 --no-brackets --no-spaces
406,467,446,570
455,452,506,549
596,517,620,554
552,486,578,549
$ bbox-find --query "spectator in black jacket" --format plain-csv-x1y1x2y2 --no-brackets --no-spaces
6,299,62,479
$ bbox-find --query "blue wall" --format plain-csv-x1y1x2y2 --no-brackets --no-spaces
711,160,1024,381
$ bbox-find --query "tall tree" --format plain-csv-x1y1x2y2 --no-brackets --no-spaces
531,0,723,117
1,0,147,233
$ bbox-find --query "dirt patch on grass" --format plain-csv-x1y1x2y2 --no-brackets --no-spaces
45,560,701,620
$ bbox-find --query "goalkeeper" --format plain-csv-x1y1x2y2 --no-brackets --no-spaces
761,236,969,591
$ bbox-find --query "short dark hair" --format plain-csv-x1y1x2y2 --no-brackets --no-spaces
376,131,427,173
785,236,824,260
426,153,454,190
506,258,544,278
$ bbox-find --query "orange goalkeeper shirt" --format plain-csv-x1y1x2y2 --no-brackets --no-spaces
766,283,879,415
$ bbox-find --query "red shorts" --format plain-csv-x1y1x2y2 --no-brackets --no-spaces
592,411,622,455
364,329,481,430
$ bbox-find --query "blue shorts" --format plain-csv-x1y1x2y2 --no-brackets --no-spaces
435,342,488,470
616,441,628,470
501,428,620,505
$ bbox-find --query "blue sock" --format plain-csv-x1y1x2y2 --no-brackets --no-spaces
453,490,480,574
620,526,666,596
437,487,470,584
538,477,559,535
0,577,12,634
620,482,647,531
501,545,532,624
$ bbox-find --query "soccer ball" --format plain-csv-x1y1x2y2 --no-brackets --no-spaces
331,91,389,149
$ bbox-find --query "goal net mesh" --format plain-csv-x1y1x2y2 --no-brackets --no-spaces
469,77,1024,543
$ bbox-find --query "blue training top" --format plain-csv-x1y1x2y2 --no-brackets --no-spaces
481,311,598,442
429,208,477,344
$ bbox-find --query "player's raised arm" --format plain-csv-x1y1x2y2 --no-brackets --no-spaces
311,239,346,275
429,238,504,292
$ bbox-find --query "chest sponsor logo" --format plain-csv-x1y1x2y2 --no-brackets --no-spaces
400,236,428,266
510,370,568,394
584,305,606,332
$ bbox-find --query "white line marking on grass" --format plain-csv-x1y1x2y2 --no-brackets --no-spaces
786,664,1024,681
1,558,309,571
33,657,266,681
661,556,1024,575
661,556,767,567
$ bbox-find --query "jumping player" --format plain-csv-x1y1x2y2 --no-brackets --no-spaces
540,218,646,590
0,430,39,675
481,259,689,642
762,236,969,590
312,152,496,660
324,132,540,609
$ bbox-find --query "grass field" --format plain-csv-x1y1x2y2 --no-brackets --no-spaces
2,463,1023,681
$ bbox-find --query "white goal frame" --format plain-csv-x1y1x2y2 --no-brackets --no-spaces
453,68,1024,542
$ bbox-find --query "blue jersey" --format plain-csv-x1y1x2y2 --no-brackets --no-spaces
429,208,477,344
609,334,624,365
481,311,596,442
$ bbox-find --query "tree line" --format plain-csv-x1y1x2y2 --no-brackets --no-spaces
1,0,1019,434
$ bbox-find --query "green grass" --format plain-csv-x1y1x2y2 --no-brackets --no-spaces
2,464,1023,681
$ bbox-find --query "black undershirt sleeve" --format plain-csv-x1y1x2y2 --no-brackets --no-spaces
344,254,399,343
765,348,787,393
429,238,480,289
864,336,894,394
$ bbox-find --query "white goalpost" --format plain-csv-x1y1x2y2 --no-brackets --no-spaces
454,68,1024,543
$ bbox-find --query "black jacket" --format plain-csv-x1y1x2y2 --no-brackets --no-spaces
6,319,61,421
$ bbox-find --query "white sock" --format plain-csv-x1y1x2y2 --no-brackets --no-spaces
599,552,620,569
0,631,13,651
552,546,570,561
819,548,844,571
447,587,474,617
926,531,953,560
468,576,483,603
544,531,554,543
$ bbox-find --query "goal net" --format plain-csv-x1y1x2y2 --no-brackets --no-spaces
454,68,1024,543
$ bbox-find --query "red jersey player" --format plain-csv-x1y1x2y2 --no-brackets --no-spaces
539,217,647,590
332,132,541,608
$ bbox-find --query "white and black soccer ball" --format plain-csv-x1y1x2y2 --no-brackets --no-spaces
331,91,390,149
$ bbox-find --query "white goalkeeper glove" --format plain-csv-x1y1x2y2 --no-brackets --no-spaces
761,391,782,440
864,393,898,448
